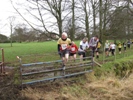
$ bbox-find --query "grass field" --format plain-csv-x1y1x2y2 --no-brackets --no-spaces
0,41,133,66
0,41,81,65
0,41,59,64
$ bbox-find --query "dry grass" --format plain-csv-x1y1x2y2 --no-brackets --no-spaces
21,73,133,100
21,87,60,100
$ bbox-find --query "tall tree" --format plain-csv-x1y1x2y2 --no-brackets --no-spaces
71,0,75,41
102,0,111,41
7,16,16,47
90,0,99,35
78,0,91,39
128,0,133,15
99,0,103,41
0,34,8,43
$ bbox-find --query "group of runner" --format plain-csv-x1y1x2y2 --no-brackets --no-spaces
104,39,132,57
57,32,99,67
57,32,133,67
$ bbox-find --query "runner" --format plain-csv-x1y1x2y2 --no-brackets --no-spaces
123,41,127,52
104,40,110,57
110,42,116,56
118,42,122,54
78,37,89,61
96,40,101,58
127,39,131,49
109,42,112,56
57,32,71,67
88,35,99,59
69,41,78,62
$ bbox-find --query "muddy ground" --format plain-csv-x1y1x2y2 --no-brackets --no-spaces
0,66,77,100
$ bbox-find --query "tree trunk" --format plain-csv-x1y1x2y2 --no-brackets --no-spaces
71,0,75,41
99,0,103,41
10,24,13,47
92,1,96,35
84,0,90,39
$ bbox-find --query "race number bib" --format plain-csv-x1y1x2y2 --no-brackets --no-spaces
71,47,75,51
61,44,67,50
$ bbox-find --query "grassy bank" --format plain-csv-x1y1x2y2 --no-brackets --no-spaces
20,55,133,100
1,42,133,100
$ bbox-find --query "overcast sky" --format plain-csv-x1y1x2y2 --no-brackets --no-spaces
0,0,27,37
0,0,14,37
0,0,54,37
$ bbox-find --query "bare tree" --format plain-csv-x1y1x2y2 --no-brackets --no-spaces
127,0,133,15
102,0,112,41
90,0,99,35
10,0,133,41
7,16,16,47
77,0,91,39
99,0,103,41
71,0,75,41
10,0,71,39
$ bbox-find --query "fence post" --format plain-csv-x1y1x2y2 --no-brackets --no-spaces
62,62,65,76
0,48,5,75
17,56,23,89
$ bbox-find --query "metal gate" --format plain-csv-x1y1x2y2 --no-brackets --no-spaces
17,55,93,87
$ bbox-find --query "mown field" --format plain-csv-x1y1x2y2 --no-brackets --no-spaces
0,41,75,65
0,41,133,66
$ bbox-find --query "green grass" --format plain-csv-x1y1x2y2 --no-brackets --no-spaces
0,40,133,66
0,41,80,66
0,42,58,64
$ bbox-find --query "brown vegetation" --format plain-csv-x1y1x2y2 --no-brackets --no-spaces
20,72,133,100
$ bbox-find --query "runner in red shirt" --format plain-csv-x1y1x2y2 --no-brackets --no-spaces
69,41,78,62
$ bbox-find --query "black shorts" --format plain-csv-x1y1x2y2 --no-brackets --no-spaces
91,47,96,57
78,51,86,57
105,48,109,52
118,48,121,51
69,53,76,56
96,48,100,52
111,49,115,52
109,49,112,52
127,44,130,48
60,49,69,57
78,51,85,55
